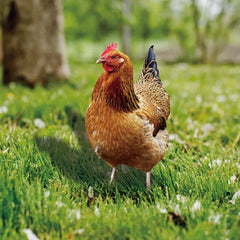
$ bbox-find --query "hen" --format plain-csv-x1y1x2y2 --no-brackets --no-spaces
85,43,170,189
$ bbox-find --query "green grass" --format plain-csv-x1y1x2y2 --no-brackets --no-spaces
0,59,240,239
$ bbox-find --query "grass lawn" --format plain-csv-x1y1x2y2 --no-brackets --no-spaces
0,58,240,239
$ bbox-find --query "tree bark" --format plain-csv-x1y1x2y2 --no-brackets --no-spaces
1,0,70,87
0,28,2,63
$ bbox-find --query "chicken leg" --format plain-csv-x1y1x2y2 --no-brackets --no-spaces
110,167,117,183
146,171,151,190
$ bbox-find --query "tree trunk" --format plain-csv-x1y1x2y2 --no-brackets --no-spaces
0,28,2,63
1,0,70,87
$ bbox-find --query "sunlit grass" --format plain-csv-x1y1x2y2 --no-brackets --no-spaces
0,60,240,239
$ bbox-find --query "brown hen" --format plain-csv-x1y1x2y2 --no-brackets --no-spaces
85,43,170,189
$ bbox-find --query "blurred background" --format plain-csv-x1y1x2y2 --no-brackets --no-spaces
62,0,240,64
0,0,240,66
0,0,240,87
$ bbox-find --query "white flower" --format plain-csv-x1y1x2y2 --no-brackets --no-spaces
186,117,197,131
174,204,181,215
0,106,8,114
68,209,81,221
58,89,64,95
196,95,202,103
95,206,100,217
224,159,231,164
156,203,168,214
208,213,221,224
34,119,46,129
169,134,185,144
22,229,39,240
176,194,187,203
201,123,215,136
22,96,29,102
236,163,240,170
9,82,16,89
191,200,201,217
209,159,222,168
2,148,9,154
229,94,238,102
228,175,237,184
88,186,94,199
73,229,84,235
55,201,66,208
44,190,50,198
75,210,81,220
229,190,240,205
216,95,226,103
212,103,221,113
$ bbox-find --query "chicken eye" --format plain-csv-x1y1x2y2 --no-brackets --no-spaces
111,56,116,59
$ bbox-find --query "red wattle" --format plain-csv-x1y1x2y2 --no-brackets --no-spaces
103,63,115,72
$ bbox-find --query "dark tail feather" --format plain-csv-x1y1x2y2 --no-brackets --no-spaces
144,45,160,78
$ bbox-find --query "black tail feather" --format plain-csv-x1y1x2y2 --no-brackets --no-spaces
144,45,160,78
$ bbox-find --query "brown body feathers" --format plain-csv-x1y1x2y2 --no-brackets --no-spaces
85,45,170,174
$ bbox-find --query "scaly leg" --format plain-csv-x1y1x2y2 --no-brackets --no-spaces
146,171,151,190
110,167,117,183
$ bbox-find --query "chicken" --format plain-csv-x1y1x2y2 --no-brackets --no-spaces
85,43,170,189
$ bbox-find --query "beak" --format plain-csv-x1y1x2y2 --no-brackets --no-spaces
96,57,105,64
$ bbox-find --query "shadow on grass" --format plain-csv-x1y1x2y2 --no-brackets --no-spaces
34,106,110,186
34,135,111,184
34,105,157,201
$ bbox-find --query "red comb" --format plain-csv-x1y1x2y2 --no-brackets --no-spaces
101,43,118,57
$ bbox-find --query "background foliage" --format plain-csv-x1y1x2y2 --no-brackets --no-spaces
63,0,240,63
